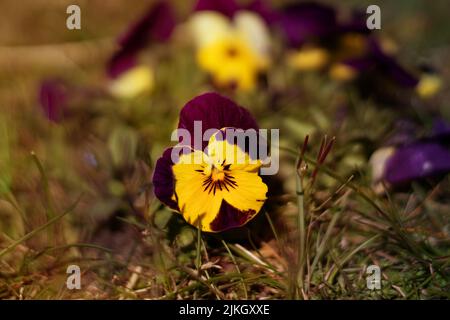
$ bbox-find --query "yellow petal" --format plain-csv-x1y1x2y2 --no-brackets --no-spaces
190,11,232,48
222,170,267,213
234,11,270,65
109,65,154,98
416,74,442,98
288,47,329,71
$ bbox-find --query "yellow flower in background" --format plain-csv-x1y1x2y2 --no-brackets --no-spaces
416,74,442,99
329,63,358,82
190,11,271,91
109,65,154,99
287,47,329,71
172,132,267,232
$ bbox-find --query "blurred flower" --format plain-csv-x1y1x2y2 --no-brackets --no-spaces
39,79,69,122
287,46,330,71
107,1,175,98
416,73,443,99
370,118,450,188
277,2,338,48
109,65,154,99
152,93,268,232
189,3,271,91
279,2,442,98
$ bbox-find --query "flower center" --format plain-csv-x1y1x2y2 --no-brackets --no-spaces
226,46,239,58
201,163,236,195
211,166,226,182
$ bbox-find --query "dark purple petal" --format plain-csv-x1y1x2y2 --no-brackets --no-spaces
245,0,278,24
337,10,371,34
193,0,240,18
107,1,175,78
152,147,179,210
277,2,337,47
178,93,259,150
369,39,419,88
38,79,69,122
430,118,450,142
340,56,376,72
209,200,258,232
384,143,450,185
107,52,138,79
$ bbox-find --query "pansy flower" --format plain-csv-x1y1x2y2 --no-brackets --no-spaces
152,93,268,232
370,118,450,188
107,1,175,98
189,1,272,91
278,2,442,98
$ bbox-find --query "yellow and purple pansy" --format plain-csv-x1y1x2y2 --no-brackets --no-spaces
152,92,268,232
189,0,273,91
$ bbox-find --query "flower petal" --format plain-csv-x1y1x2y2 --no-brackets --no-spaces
152,147,179,210
384,143,450,185
107,1,175,78
193,0,239,18
369,39,419,88
172,150,224,231
189,11,233,48
178,93,259,150
39,79,69,122
235,11,271,60
277,2,337,47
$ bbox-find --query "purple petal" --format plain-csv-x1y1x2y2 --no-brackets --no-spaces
340,56,376,72
369,39,419,88
152,147,179,210
245,0,278,24
107,1,175,78
107,52,138,79
209,200,258,232
38,79,69,122
178,93,259,150
337,10,371,34
384,143,450,185
193,0,240,18
277,2,337,47
430,118,450,142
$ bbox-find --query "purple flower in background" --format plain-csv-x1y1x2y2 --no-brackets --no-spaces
278,2,423,92
277,2,338,48
107,1,176,78
373,118,450,187
384,143,450,186
39,79,69,122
